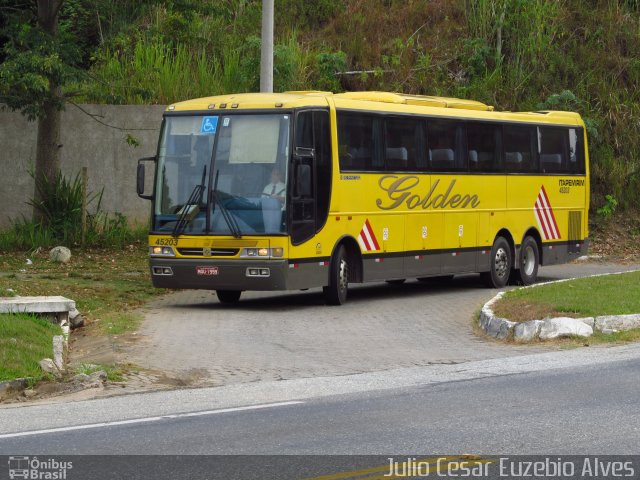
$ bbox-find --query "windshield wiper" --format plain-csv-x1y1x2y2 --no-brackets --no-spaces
211,170,242,239
172,165,207,237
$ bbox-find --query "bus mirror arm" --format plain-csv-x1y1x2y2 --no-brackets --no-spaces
294,147,314,159
137,156,156,200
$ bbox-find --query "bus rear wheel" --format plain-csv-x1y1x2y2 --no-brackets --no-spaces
516,235,539,285
324,245,349,305
482,236,512,288
216,290,241,304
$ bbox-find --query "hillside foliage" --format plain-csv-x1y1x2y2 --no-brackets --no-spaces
2,0,640,210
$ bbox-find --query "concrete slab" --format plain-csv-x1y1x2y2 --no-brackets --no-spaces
0,296,76,314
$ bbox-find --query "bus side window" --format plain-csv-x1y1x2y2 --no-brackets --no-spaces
467,122,502,172
337,112,377,171
568,128,585,174
384,116,422,171
538,127,568,173
427,119,466,172
504,125,536,173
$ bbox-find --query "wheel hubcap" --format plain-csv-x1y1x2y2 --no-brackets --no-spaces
522,245,535,276
494,247,508,278
339,259,348,293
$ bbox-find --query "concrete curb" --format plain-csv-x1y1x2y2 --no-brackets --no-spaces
479,269,640,342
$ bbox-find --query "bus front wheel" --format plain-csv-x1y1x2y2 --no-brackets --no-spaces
324,245,349,305
482,236,512,288
216,290,241,304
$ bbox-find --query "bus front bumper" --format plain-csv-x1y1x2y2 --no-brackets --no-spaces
149,258,288,291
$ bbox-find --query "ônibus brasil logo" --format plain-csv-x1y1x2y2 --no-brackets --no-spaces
8,456,73,480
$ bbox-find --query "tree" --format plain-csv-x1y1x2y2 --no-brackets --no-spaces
0,0,67,222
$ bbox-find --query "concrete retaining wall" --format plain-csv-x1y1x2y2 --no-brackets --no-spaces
0,104,167,228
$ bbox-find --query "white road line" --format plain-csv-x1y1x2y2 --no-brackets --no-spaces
0,401,304,440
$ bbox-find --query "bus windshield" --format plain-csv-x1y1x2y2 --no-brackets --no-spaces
153,113,291,235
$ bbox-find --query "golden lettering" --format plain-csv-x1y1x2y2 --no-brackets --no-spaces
376,175,480,210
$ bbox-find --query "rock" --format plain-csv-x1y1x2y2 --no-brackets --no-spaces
89,371,107,382
594,314,640,332
39,358,60,375
72,373,90,383
483,315,515,339
579,317,596,328
23,389,37,398
72,371,106,389
514,320,544,342
0,378,27,399
53,335,65,371
69,308,85,329
49,246,71,263
539,317,593,340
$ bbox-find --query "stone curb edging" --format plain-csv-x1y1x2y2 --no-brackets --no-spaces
479,270,640,342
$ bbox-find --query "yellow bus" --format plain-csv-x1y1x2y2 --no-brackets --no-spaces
137,91,589,305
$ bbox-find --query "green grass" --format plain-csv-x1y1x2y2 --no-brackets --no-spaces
74,363,125,382
0,246,163,335
100,312,143,336
493,271,640,321
0,313,62,382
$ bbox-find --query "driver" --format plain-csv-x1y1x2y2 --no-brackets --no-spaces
262,168,286,202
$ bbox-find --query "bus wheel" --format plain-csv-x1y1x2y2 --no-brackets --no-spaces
386,279,406,285
324,245,349,305
516,236,539,285
216,290,241,304
483,236,512,288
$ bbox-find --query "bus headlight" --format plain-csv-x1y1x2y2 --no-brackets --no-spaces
241,247,284,258
150,246,176,257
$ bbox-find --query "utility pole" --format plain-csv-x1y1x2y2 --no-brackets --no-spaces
260,0,274,93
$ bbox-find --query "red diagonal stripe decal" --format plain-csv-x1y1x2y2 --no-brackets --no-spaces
540,185,560,239
365,219,381,250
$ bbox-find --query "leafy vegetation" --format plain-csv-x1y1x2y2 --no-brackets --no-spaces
0,313,62,382
1,0,639,212
0,169,148,251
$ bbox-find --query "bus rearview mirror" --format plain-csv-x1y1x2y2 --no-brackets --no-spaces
137,156,156,200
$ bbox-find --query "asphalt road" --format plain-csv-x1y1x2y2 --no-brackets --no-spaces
2,343,640,456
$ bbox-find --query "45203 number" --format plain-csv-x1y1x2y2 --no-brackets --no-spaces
154,238,178,246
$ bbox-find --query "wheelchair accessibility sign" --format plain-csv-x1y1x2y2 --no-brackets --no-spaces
200,116,218,135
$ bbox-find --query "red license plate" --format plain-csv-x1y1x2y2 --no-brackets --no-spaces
196,266,219,276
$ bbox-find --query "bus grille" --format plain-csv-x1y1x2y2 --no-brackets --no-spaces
177,248,239,257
